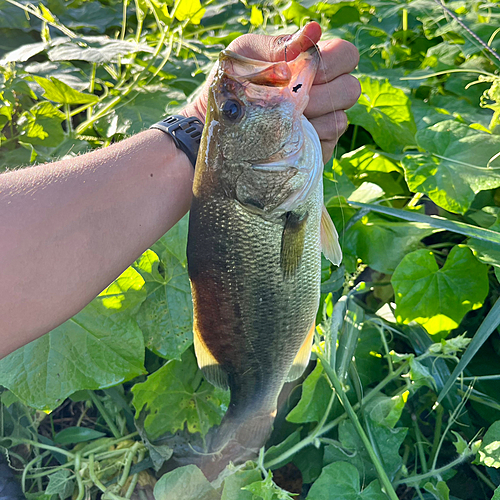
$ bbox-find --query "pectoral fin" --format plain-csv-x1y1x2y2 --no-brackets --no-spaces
281,211,308,278
286,322,315,382
193,323,229,390
321,205,342,266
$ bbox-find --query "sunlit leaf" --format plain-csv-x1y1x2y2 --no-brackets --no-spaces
47,36,154,63
17,101,65,147
174,0,205,24
131,349,228,440
33,76,98,105
392,246,489,336
133,216,193,360
475,421,500,468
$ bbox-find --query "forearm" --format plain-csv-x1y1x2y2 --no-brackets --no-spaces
0,129,193,357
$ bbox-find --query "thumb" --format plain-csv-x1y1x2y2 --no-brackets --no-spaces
228,22,322,62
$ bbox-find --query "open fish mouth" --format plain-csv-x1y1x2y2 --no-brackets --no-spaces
218,47,319,114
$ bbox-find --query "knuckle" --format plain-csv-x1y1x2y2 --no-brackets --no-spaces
343,74,361,105
341,40,360,69
334,111,348,135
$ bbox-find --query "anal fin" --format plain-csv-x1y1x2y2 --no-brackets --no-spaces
193,323,229,390
321,205,342,266
286,322,315,382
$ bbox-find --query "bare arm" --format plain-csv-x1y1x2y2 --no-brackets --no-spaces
0,22,359,359
0,129,193,357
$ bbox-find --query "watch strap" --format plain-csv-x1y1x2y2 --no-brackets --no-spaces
150,115,203,168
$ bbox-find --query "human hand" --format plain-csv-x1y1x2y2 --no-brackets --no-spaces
181,22,360,164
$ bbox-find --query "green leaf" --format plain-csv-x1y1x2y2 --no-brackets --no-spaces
468,216,500,277
53,427,106,445
346,77,416,153
33,76,98,105
451,431,469,455
133,216,193,360
392,246,489,336
324,419,407,483
345,212,438,274
94,89,179,138
45,470,74,499
18,101,65,147
424,481,450,500
250,5,264,26
153,464,219,500
348,201,500,246
493,486,500,500
243,470,294,500
47,36,154,63
174,0,205,24
0,271,146,410
409,357,436,391
264,429,301,470
131,349,228,440
96,266,146,314
366,391,409,429
221,468,262,500
286,361,332,424
437,297,500,404
306,461,387,500
0,42,47,64
402,121,500,214
476,421,500,468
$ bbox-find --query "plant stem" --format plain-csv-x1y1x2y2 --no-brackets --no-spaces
412,415,428,474
350,124,358,151
117,442,140,488
65,103,72,135
125,449,145,499
264,360,409,468
427,404,444,470
317,353,400,500
121,0,129,40
82,432,139,458
471,465,497,491
395,453,472,486
402,8,408,45
87,390,121,439
74,452,85,500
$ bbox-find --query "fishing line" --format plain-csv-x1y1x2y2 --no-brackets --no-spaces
299,31,347,254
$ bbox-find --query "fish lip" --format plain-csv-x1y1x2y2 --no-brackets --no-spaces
219,48,319,93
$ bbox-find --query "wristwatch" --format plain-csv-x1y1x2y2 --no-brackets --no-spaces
150,115,204,168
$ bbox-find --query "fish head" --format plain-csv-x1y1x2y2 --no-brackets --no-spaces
206,47,320,164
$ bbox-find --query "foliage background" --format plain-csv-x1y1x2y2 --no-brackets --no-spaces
1,0,500,499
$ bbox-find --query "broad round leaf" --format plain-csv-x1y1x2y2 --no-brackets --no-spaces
392,246,489,335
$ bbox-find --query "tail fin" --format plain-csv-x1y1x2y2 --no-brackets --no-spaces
200,408,276,480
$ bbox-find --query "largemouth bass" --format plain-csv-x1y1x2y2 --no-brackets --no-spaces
187,47,342,478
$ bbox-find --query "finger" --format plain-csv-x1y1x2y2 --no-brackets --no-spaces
228,22,322,62
321,139,339,165
309,111,349,162
305,74,361,118
314,39,360,84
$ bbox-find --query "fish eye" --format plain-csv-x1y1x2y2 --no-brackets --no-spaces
221,99,244,123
